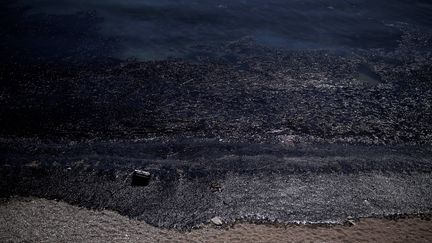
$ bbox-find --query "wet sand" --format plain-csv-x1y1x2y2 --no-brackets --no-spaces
1,197,431,243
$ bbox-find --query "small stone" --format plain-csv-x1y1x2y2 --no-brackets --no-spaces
210,181,222,192
347,219,356,226
211,216,223,226
131,170,151,186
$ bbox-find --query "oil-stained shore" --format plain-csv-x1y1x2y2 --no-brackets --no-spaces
1,26,432,229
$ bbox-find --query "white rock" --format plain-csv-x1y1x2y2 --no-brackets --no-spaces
347,219,357,226
211,216,223,226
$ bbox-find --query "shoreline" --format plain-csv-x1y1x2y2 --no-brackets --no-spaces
1,197,431,242
2,140,432,229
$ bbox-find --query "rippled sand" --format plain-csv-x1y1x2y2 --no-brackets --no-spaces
1,197,431,243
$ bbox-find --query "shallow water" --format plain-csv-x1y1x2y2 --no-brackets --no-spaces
3,0,432,61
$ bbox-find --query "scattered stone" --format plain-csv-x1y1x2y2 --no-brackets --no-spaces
347,219,357,226
346,216,357,226
211,216,223,226
210,181,222,192
131,170,151,187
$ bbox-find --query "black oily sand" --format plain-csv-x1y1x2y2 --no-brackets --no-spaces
1,11,432,229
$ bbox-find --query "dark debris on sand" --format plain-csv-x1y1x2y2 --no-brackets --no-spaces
1,24,432,228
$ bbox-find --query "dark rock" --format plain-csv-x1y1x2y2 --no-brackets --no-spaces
131,170,151,187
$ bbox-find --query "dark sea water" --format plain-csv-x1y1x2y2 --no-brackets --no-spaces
2,0,432,61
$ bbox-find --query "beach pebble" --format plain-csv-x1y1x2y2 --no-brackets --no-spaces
131,170,151,186
211,217,223,226
347,219,357,226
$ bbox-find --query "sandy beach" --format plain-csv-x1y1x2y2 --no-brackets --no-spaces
1,197,431,243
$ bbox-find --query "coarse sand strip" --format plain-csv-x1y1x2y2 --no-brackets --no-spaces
1,197,431,243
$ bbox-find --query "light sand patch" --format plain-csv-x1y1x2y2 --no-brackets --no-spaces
1,197,431,242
